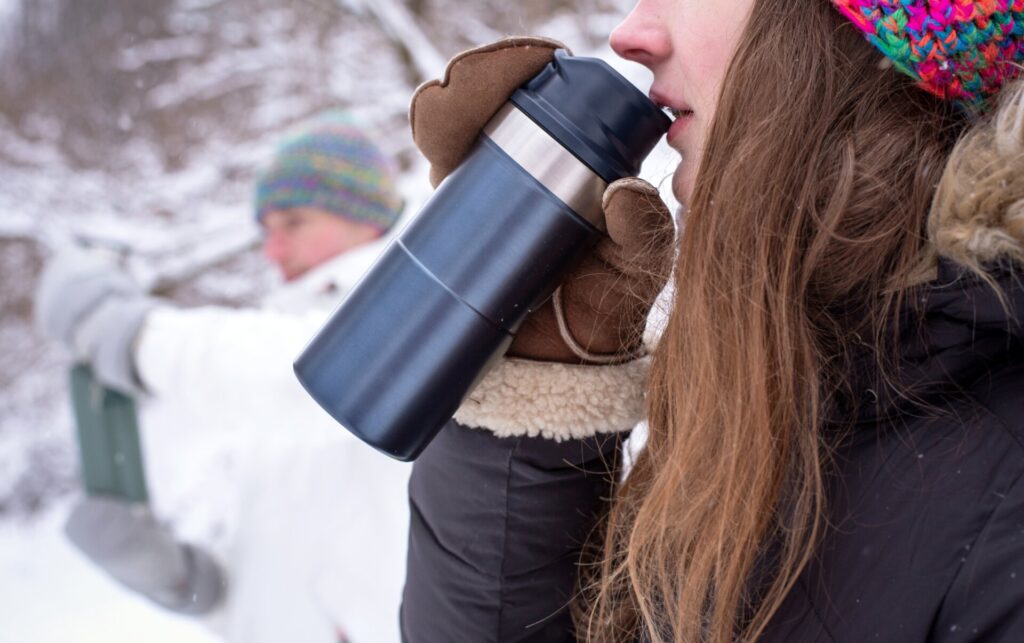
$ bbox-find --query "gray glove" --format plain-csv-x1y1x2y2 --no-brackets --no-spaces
64,495,226,615
35,246,155,395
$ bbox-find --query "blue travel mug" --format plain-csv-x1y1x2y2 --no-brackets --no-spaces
294,50,670,461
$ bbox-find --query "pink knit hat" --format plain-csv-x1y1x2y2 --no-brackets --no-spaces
831,1,1024,112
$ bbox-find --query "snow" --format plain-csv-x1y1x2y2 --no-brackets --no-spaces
351,0,448,81
0,500,218,643
0,0,15,25
116,36,208,71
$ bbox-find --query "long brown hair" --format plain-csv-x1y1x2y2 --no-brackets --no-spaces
582,1,963,641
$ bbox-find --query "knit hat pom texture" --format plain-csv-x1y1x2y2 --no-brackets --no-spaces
255,111,403,232
832,0,1024,112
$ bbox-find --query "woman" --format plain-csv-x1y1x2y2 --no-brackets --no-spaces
401,1,1024,641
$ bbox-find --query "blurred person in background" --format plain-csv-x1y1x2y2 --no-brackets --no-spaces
35,111,411,643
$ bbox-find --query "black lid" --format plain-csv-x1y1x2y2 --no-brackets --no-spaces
510,49,671,183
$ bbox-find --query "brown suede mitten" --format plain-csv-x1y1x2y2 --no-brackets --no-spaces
410,37,565,187
411,38,676,364
507,178,673,363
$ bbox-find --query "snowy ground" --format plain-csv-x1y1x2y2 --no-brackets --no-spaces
0,499,217,643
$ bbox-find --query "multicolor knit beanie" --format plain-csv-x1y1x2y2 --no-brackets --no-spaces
255,111,403,233
831,0,1024,112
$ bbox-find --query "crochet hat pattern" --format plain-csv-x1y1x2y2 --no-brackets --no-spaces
831,0,1024,112
255,111,404,233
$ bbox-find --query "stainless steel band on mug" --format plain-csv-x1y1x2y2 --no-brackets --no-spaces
483,103,608,231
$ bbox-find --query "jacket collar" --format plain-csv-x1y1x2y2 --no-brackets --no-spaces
918,81,1024,366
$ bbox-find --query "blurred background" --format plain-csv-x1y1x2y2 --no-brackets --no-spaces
0,0,677,640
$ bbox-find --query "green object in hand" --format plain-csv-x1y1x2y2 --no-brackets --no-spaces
69,364,149,503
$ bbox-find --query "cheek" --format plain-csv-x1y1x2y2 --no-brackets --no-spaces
687,44,733,114
296,227,349,265
682,4,750,115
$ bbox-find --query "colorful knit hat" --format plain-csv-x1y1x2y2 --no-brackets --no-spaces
831,0,1024,112
255,111,403,232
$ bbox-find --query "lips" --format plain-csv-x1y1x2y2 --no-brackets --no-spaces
661,105,694,120
649,90,694,147
650,90,693,122
667,112,693,142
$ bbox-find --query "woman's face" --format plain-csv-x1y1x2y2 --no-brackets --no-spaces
610,0,755,203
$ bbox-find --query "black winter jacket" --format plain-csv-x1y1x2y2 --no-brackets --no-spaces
401,99,1024,643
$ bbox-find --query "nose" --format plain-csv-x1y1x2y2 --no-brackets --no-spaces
609,0,672,69
262,232,288,266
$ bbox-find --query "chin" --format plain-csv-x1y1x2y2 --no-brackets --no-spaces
671,165,692,206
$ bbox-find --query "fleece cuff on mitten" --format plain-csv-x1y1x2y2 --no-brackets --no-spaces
453,356,649,441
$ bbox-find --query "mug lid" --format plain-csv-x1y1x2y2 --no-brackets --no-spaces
510,49,671,183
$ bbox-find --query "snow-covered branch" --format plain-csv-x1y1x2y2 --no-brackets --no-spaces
342,0,447,82
135,223,262,294
0,214,261,295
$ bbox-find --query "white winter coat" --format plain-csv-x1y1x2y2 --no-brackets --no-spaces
134,236,410,643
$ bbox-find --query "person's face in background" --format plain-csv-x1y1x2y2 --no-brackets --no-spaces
260,207,381,281
610,0,755,204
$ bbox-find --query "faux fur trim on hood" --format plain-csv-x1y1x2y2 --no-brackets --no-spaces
930,81,1024,270
453,356,649,441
